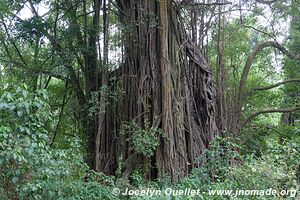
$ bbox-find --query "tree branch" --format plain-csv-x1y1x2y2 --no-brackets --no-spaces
253,79,300,91
42,70,70,81
242,107,300,127
180,0,232,7
237,41,300,114
1,19,27,66
0,57,69,81
50,81,69,147
28,1,86,106
255,0,277,5
243,25,276,40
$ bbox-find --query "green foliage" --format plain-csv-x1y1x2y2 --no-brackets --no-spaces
0,84,49,173
154,131,298,199
0,83,115,200
2,83,297,200
282,2,300,122
0,83,50,198
88,85,109,117
120,120,164,157
88,81,125,118
109,130,299,200
1,0,300,199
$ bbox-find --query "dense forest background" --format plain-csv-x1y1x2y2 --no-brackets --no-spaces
0,0,300,199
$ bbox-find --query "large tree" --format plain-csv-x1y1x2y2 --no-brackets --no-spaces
0,0,219,182
100,0,219,181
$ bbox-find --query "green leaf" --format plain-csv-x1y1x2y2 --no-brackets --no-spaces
17,110,23,117
12,176,19,184
22,90,29,98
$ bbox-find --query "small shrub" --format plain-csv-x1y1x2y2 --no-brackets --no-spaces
120,120,164,157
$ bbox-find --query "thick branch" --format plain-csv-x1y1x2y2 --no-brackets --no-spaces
255,0,277,5
230,41,300,131
253,79,300,91
180,0,232,6
41,70,69,81
242,107,300,127
237,41,300,112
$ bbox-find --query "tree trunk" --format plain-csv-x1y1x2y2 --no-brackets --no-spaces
92,0,219,182
215,3,227,132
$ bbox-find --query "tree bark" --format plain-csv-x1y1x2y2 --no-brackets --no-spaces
252,79,300,91
100,0,220,182
215,2,227,131
242,107,300,127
